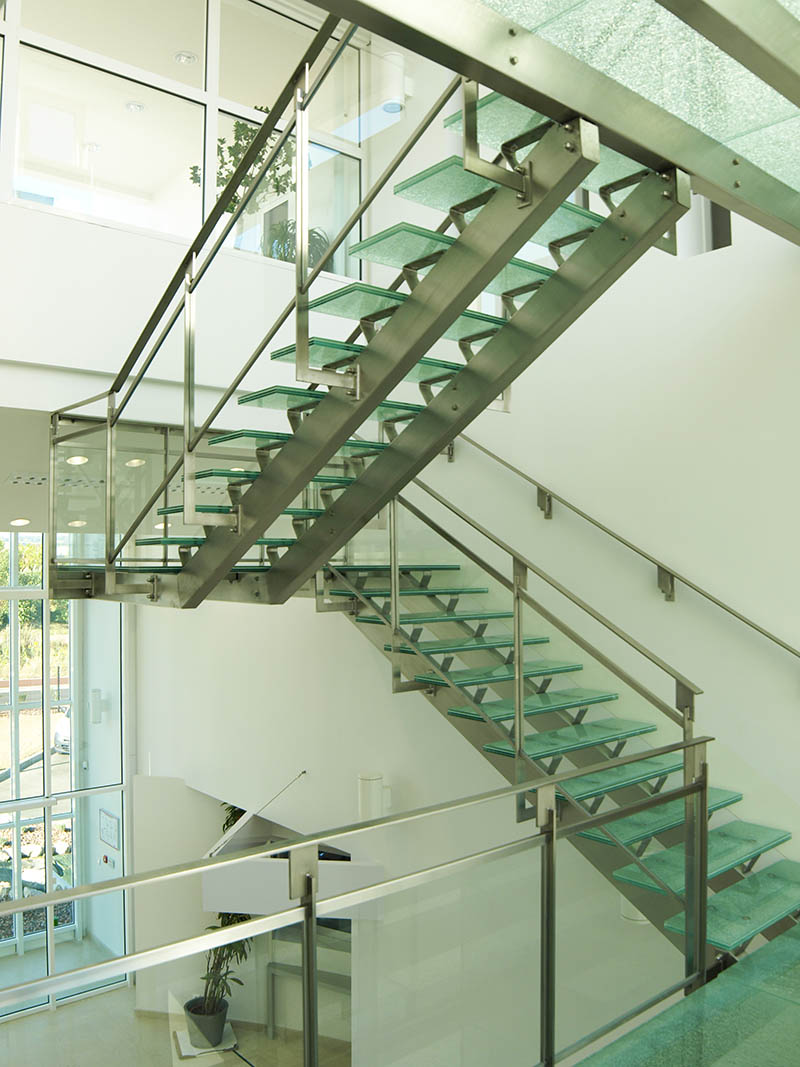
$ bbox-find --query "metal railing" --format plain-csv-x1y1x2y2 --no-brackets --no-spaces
48,11,462,580
459,433,800,661
0,741,710,1066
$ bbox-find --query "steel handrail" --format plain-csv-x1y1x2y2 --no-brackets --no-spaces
402,479,701,701
461,433,800,661
0,734,710,918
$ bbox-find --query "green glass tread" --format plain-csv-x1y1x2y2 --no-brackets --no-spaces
416,657,583,688
306,282,505,341
614,822,792,895
208,429,387,456
384,633,548,655
578,955,800,1065
443,91,642,192
355,609,513,625
156,504,324,519
348,222,553,296
135,536,295,548
665,860,800,952
238,384,423,422
333,563,460,573
558,752,683,803
271,337,462,383
724,924,800,1005
484,717,656,760
393,156,603,248
448,686,617,722
580,787,743,847
195,468,353,488
328,585,489,598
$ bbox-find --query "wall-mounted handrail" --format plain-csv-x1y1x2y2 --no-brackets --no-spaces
460,433,800,661
397,490,694,728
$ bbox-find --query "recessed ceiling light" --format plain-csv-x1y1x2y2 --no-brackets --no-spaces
154,521,171,530
125,458,146,468
68,520,87,528
174,50,198,65
66,455,89,466
83,141,102,153
10,518,31,527
125,101,145,114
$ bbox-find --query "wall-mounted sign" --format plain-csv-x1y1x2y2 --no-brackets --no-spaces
99,808,121,851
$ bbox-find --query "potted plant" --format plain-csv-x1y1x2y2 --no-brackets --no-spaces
190,109,330,264
184,911,252,1048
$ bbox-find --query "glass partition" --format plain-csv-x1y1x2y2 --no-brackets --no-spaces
15,46,204,234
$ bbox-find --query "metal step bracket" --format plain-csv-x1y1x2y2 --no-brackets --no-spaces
462,79,532,205
600,169,678,255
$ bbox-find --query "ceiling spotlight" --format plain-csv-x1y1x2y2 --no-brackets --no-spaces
68,520,87,528
125,101,146,114
66,455,89,466
125,458,146,468
174,51,198,65
83,141,102,153
10,518,31,527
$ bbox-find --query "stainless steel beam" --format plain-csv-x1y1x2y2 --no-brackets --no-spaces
318,0,800,245
266,168,690,602
656,0,800,110
177,119,599,608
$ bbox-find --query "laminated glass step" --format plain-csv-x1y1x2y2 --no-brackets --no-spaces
580,787,743,847
333,563,460,573
614,822,792,896
328,585,489,598
665,860,800,953
384,633,548,655
156,504,324,519
558,752,684,803
485,718,656,760
394,156,603,246
195,468,353,488
135,536,295,548
209,429,387,457
238,385,423,422
416,658,583,688
307,282,505,341
356,609,514,625
443,91,641,192
349,223,553,295
449,686,617,722
271,338,463,384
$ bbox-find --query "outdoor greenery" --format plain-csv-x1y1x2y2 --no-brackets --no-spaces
0,537,69,682
189,108,330,265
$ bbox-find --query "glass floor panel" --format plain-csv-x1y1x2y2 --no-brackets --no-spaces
478,0,800,193
209,429,386,457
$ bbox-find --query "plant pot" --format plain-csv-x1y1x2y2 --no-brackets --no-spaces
184,996,229,1049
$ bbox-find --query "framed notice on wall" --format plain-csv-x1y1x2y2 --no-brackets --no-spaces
99,808,121,851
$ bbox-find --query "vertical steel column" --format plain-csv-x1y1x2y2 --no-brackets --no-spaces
295,68,311,386
162,428,170,568
538,783,557,1066
512,559,528,771
105,393,116,569
684,741,708,992
183,254,197,523
289,845,319,1067
389,498,400,685
48,414,58,578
